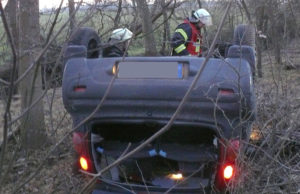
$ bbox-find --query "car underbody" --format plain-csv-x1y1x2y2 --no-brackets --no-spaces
63,25,256,193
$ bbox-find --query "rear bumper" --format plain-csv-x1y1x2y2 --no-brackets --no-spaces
92,178,211,194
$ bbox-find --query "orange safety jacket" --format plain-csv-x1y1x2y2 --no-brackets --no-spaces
183,19,202,56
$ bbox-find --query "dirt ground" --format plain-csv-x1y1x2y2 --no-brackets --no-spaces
0,45,299,193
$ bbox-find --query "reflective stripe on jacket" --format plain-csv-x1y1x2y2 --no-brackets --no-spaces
171,19,202,56
171,22,191,56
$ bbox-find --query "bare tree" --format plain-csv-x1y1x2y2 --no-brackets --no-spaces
131,0,177,36
19,0,46,149
266,0,282,65
240,0,252,24
68,0,76,33
255,1,266,77
113,0,122,28
0,0,19,185
3,0,19,89
196,0,202,8
150,0,159,15
136,0,158,56
160,0,171,55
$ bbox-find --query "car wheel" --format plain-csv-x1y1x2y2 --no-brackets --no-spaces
68,27,101,58
233,24,255,47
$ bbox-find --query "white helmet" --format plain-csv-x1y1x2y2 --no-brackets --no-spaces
190,8,212,26
110,28,133,42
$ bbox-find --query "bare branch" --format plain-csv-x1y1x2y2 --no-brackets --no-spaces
113,0,122,28
239,0,253,24
45,0,64,44
0,0,18,180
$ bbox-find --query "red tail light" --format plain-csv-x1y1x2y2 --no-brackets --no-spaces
72,132,93,172
223,164,234,180
79,156,89,171
215,139,240,191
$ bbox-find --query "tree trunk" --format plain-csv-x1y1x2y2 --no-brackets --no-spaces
267,0,282,65
256,3,265,78
150,0,159,15
160,0,170,55
68,0,76,33
19,0,46,150
240,0,252,24
136,0,158,56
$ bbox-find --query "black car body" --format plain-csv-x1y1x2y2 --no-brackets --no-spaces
62,47,256,193
62,24,256,193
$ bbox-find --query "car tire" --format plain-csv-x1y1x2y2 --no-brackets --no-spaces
229,24,256,76
233,24,255,47
68,27,101,58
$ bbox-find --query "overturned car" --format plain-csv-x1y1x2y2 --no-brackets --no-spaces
62,25,256,193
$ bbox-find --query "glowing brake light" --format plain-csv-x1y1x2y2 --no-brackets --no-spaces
79,156,89,171
223,165,234,180
169,173,183,180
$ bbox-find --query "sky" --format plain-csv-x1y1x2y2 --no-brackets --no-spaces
2,0,93,10
40,0,68,9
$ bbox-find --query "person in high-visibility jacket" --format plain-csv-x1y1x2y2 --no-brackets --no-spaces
171,9,212,56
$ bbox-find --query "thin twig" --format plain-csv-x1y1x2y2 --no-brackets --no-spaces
135,161,150,194
0,78,9,85
45,0,64,45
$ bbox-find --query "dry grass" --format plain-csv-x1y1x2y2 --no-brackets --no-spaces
231,48,300,193
0,89,86,194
